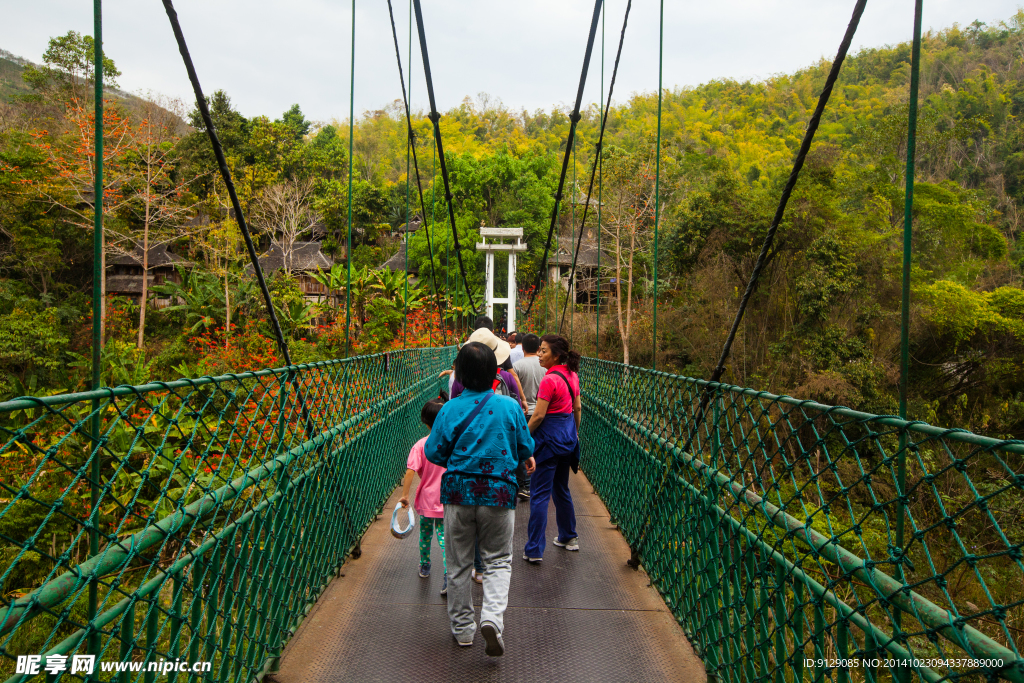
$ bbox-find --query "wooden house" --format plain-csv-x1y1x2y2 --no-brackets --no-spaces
547,229,612,305
106,244,193,308
245,242,334,303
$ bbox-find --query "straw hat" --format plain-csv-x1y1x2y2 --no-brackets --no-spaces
467,327,512,365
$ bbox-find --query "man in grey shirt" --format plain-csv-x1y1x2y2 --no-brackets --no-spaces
513,333,546,417
512,333,545,500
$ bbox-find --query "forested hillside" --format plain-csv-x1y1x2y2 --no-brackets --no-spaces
1,15,1023,440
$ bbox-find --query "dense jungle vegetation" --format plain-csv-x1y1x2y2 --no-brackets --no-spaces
1,15,1023,442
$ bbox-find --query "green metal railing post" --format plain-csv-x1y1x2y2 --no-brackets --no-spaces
865,627,878,683
232,517,260,680
896,5,923,683
214,528,241,683
774,563,786,683
403,0,412,349
87,0,104,677
793,579,805,683
758,551,772,679
745,542,762,680
118,598,135,683
595,1,604,359
202,546,222,678
144,594,159,683
571,137,576,340
652,0,663,371
189,558,203,678
241,514,270,678
719,526,735,682
837,616,850,683
344,0,355,357
739,537,755,683
813,599,825,683
168,574,184,683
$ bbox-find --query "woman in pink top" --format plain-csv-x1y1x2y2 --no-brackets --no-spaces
400,399,449,594
523,335,582,561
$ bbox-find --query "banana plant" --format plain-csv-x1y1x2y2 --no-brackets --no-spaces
152,266,226,334
276,298,321,339
371,268,425,310
310,262,348,313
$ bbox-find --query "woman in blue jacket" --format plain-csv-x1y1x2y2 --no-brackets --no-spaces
425,342,535,657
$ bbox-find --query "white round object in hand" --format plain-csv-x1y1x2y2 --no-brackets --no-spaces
391,502,416,539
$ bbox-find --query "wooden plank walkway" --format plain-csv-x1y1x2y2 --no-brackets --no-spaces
270,470,705,682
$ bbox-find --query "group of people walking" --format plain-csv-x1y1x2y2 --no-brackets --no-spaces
399,317,582,657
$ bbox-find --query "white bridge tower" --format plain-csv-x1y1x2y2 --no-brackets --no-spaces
476,225,527,332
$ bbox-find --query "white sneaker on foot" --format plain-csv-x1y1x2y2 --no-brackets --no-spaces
480,621,504,657
553,536,579,551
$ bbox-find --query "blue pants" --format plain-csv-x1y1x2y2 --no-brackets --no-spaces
524,456,577,558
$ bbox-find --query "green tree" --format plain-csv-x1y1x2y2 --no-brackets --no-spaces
21,30,121,105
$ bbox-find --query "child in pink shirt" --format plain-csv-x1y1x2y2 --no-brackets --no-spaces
399,398,448,594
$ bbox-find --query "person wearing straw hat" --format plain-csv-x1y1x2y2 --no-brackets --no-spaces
451,327,521,404
440,317,528,411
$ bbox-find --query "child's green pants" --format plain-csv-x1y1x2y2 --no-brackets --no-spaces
419,516,445,570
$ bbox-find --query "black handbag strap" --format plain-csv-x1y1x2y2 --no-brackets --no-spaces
551,370,576,400
443,392,494,461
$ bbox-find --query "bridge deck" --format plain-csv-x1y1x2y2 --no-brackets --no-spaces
270,470,704,682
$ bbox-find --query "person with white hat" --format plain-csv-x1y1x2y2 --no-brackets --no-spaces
439,317,528,412
465,319,528,411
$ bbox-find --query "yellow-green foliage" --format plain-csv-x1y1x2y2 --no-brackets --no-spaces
917,281,1024,347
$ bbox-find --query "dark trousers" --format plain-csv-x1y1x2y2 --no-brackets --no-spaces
524,456,577,558
515,460,530,492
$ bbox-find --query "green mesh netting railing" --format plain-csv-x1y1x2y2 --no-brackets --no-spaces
0,347,455,682
580,357,1023,683
4,350,1022,682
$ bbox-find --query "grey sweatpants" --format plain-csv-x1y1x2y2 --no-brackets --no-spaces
443,504,515,641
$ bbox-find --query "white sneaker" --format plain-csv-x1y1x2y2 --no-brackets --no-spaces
480,621,504,657
553,537,579,551
472,569,484,584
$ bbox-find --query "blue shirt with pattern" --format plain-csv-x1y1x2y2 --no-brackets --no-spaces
425,389,535,509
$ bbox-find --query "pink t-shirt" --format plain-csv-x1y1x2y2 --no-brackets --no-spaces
536,365,580,414
407,436,445,518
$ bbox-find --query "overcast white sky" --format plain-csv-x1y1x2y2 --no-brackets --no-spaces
2,1,1022,123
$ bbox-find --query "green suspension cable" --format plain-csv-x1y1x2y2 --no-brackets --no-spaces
437,139,445,342
652,0,663,371
89,0,103,669
571,135,576,341
596,2,604,360
403,0,411,348
896,0,924,668
345,0,355,356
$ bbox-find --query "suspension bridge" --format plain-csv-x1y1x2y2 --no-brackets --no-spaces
1,0,1023,682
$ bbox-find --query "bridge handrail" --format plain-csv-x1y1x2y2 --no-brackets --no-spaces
580,357,1024,683
0,347,456,682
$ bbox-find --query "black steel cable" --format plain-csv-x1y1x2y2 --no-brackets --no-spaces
161,0,317,439
707,0,867,389
520,0,605,325
386,0,448,344
411,0,478,315
558,0,631,333
627,0,869,569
